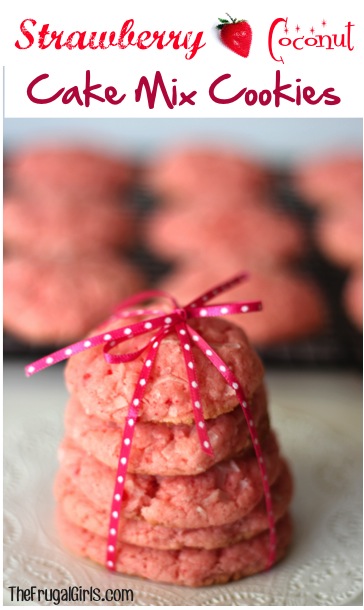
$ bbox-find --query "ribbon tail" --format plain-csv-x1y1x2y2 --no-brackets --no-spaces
105,330,164,571
185,323,277,568
175,322,213,457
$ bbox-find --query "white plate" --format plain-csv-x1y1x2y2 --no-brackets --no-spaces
4,390,362,606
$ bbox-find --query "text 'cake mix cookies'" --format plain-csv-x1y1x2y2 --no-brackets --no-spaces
25,274,294,586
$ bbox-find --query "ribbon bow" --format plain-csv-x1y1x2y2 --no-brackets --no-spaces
26,272,277,571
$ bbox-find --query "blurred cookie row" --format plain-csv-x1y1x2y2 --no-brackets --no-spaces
3,143,362,353
293,155,362,330
4,147,146,346
143,146,330,348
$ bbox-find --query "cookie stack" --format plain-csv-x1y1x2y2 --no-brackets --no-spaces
54,314,293,586
4,146,145,346
143,145,327,347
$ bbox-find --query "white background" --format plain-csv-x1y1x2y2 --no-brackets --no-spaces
2,0,363,118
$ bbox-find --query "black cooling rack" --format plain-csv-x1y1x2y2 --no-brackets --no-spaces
4,169,362,367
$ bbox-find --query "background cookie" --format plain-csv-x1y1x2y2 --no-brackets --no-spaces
7,145,133,198
4,256,145,345
4,194,137,257
160,264,327,347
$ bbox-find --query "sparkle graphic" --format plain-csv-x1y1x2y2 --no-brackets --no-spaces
295,25,300,33
322,19,327,27
284,26,289,34
310,27,315,34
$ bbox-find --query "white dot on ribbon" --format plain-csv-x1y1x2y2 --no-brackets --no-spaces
109,341,116,347
241,305,249,313
124,438,131,445
254,438,259,445
206,349,212,356
249,419,254,426
146,360,152,367
107,560,114,568
242,401,247,408
84,340,91,348
192,381,198,388
133,398,140,406
144,322,152,330
124,328,132,335
114,494,121,501
188,362,194,369
120,457,127,464
200,309,207,317
110,528,116,536
140,379,146,386
65,348,72,356
28,366,35,374
195,401,201,408
112,511,118,519
164,317,172,324
46,357,53,364
153,341,159,348
184,344,190,351
220,307,229,314
179,329,186,335
219,365,226,372
117,475,124,483
203,441,210,448
128,418,134,426
108,544,115,552
198,422,205,428
232,382,239,390
103,334,112,341
192,335,199,341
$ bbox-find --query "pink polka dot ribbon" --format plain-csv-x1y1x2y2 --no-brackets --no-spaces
25,271,277,571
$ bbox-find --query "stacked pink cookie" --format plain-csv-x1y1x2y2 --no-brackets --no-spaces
294,154,363,330
54,315,293,586
144,145,327,347
4,145,145,345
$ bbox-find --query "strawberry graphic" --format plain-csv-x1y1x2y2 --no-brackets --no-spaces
217,14,252,58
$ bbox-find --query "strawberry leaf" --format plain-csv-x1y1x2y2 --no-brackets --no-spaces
216,24,224,29
218,18,229,23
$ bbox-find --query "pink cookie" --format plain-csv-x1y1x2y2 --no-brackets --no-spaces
56,508,292,586
56,460,292,550
314,204,363,268
4,256,145,345
343,269,363,330
146,146,268,199
144,205,306,265
64,386,269,475
160,265,327,346
7,146,133,198
65,316,264,424
56,432,281,529
4,194,136,257
294,155,363,210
